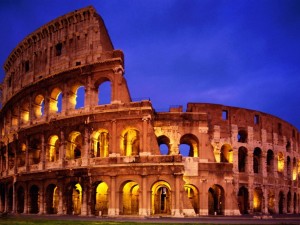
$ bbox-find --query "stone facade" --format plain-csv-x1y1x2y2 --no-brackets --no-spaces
0,6,299,217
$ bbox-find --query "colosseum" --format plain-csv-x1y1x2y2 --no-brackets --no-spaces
0,6,299,217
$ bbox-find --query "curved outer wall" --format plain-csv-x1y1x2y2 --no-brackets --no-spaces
0,6,299,217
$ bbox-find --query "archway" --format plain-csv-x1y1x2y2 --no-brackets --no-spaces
17,186,25,213
48,135,59,162
45,184,59,214
253,187,263,213
157,135,170,155
91,130,109,158
66,131,82,160
278,191,285,214
94,182,109,216
75,86,85,109
98,81,111,105
268,190,275,214
238,186,248,214
152,181,171,215
220,144,233,163
287,191,291,213
238,147,247,172
66,183,82,215
278,152,284,173
184,184,199,214
121,129,140,156
121,181,139,215
29,185,39,214
208,184,225,215
179,134,199,157
266,150,274,174
49,87,62,114
253,148,262,174
33,94,45,118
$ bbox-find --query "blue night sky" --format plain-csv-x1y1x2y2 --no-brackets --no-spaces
0,0,299,130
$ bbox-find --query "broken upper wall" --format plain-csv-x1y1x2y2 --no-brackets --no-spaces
2,6,118,105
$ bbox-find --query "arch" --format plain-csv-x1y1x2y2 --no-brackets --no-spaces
237,129,247,143
208,184,225,215
266,149,274,174
17,186,25,213
47,135,59,162
292,157,297,181
179,134,199,157
278,191,285,214
220,144,233,163
184,184,199,214
33,94,45,118
45,184,59,214
287,156,291,179
20,101,30,124
268,189,275,214
49,87,62,113
29,185,39,214
29,138,41,165
91,129,109,158
121,128,140,156
287,190,291,213
120,181,139,215
98,80,111,105
75,86,85,109
151,181,171,215
94,181,109,216
17,143,26,167
66,183,82,215
253,147,262,174
238,146,247,172
66,131,82,160
238,186,248,214
157,135,170,155
278,152,284,173
253,187,263,213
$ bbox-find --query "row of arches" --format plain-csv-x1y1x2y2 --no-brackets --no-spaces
2,80,111,131
0,180,224,216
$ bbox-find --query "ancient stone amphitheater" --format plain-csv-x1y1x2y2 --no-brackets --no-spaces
0,6,299,217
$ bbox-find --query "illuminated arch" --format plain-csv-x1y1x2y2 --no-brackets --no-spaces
151,181,171,215
12,106,18,127
91,129,109,157
293,157,297,181
48,135,59,162
94,182,109,216
208,184,225,215
238,186,248,214
49,87,62,114
268,189,275,214
253,187,263,213
120,181,140,215
66,183,82,215
278,152,284,173
20,101,30,124
120,128,140,156
33,94,45,118
69,83,85,109
29,185,39,214
66,131,82,160
184,184,199,214
157,135,170,155
45,184,59,214
179,134,199,157
220,144,233,163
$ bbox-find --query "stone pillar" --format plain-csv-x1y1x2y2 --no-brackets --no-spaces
59,130,65,167
248,185,253,214
57,182,64,215
12,176,16,213
25,138,29,172
82,127,89,166
139,175,148,216
39,182,44,214
81,185,87,216
140,116,150,156
262,153,267,177
108,176,116,216
40,134,45,170
109,120,117,157
5,143,8,175
24,182,28,214
263,188,268,214
172,173,182,217
199,178,208,215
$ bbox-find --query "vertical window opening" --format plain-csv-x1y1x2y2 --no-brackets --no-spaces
222,110,228,121
55,43,62,56
25,60,30,72
254,115,259,124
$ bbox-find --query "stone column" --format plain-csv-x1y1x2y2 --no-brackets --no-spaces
25,138,29,172
140,116,150,156
199,178,208,215
24,182,28,214
5,143,8,175
109,120,117,157
40,134,45,170
12,176,16,213
139,175,148,216
263,188,268,214
82,127,89,166
108,176,116,216
57,182,64,215
173,173,182,217
59,130,65,167
39,182,44,214
81,184,87,216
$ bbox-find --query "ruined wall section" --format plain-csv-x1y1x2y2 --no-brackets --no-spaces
2,6,115,106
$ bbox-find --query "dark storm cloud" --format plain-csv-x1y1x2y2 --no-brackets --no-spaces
0,0,299,129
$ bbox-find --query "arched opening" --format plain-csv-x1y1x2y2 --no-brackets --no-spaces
237,129,247,143
253,147,262,174
238,147,247,172
253,187,263,213
17,143,26,167
121,181,139,215
20,101,30,124
98,81,111,105
238,186,248,214
29,138,41,165
157,135,170,155
287,191,291,213
208,184,225,215
49,88,62,114
45,184,59,214
66,183,82,215
48,135,59,162
266,150,274,174
220,144,233,163
94,182,109,216
75,86,85,109
151,181,171,215
286,141,291,152
293,193,297,213
268,190,275,214
29,185,39,214
17,186,25,213
33,94,45,118
184,184,199,214
66,131,82,160
293,158,297,181
179,134,199,157
91,130,109,158
278,152,284,173
278,191,285,214
121,129,140,156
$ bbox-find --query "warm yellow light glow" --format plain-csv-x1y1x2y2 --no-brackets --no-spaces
66,131,82,159
21,110,29,123
122,181,139,215
278,152,284,172
53,186,59,211
96,182,108,215
151,181,171,215
21,143,27,152
49,135,59,162
49,88,62,113
92,129,109,157
72,183,82,215
34,94,44,118
220,144,233,163
120,128,140,156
